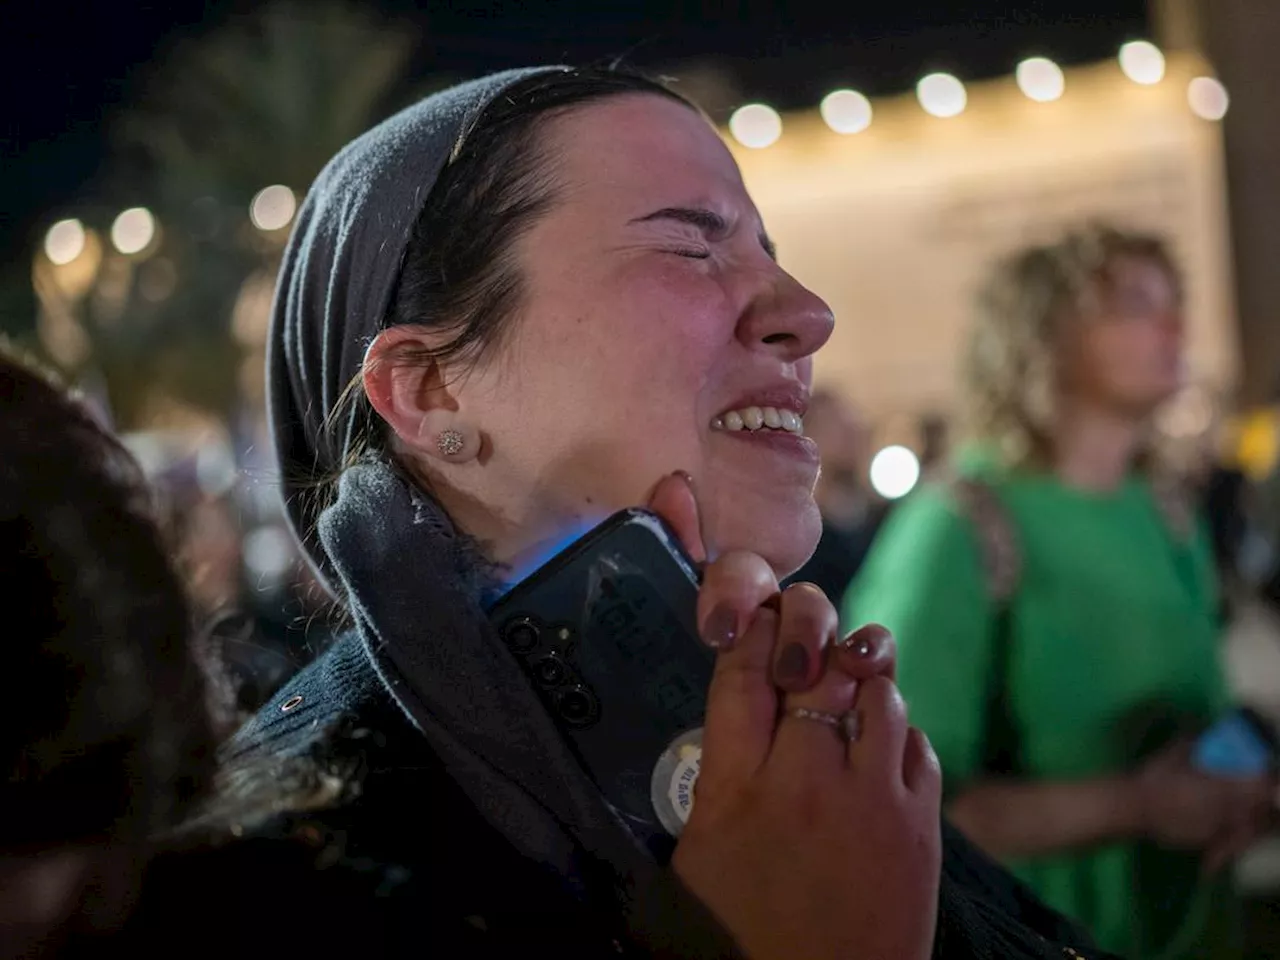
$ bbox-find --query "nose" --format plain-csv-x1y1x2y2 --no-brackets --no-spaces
736,268,834,361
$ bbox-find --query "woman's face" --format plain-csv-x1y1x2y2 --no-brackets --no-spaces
442,94,834,576
1062,254,1185,417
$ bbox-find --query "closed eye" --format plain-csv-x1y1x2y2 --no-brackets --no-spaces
632,206,776,262
670,246,711,260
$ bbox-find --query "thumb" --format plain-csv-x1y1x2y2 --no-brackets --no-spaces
646,471,707,565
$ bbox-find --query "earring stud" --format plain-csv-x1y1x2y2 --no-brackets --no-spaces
436,429,466,458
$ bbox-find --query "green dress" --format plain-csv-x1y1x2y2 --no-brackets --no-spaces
843,456,1239,960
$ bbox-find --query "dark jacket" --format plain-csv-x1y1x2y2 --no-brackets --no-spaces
219,630,733,958
222,629,1120,959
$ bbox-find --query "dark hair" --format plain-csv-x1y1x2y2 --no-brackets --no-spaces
341,66,695,464
0,346,214,851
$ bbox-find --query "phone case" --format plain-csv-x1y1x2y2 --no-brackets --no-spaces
486,509,712,861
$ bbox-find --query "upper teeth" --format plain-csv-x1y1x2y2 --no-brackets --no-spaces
712,406,804,435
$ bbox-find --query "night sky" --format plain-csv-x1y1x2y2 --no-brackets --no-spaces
0,0,1149,265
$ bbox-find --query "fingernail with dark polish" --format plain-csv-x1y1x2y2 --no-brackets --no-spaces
775,643,810,685
702,604,738,650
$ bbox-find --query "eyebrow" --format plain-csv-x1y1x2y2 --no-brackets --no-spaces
630,206,777,261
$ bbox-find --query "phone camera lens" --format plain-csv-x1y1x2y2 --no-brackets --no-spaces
502,617,541,653
557,686,600,727
532,654,567,687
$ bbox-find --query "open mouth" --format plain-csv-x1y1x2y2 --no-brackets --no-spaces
711,405,805,436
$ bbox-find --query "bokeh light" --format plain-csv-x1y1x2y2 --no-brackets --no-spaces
1016,57,1066,103
44,219,86,265
820,89,873,134
139,258,179,302
1119,41,1166,85
111,207,156,255
250,184,298,231
244,525,296,584
1187,77,1229,121
916,73,967,118
729,104,783,149
869,445,921,500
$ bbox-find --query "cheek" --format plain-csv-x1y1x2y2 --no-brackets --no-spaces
1111,327,1171,373
620,260,734,357
1074,327,1137,379
546,265,733,404
1077,329,1176,403
494,271,735,497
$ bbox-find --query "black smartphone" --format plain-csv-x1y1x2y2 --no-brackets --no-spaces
486,508,713,861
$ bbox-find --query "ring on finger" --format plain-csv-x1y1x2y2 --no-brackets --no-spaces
785,706,861,742
837,634,873,657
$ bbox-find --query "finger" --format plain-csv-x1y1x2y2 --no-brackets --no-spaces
772,583,838,693
771,647,860,775
848,676,909,777
1202,821,1256,877
1231,776,1277,809
646,471,707,565
696,550,780,651
697,605,781,806
1227,778,1275,836
902,727,942,800
833,623,897,683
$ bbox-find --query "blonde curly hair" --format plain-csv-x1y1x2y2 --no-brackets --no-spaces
963,222,1181,470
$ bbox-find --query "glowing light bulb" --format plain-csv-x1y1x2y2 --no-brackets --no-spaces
111,207,156,255
1016,57,1066,102
44,219,86,265
728,104,783,149
869,445,921,499
917,73,967,118
820,89,873,134
250,184,298,231
1187,77,1229,121
1119,41,1166,85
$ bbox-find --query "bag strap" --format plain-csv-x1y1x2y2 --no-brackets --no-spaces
949,477,1023,777
950,477,1022,605
1150,468,1196,543
952,471,1194,601
948,471,1201,781
1149,469,1210,617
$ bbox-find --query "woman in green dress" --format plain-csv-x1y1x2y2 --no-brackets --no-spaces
845,223,1275,959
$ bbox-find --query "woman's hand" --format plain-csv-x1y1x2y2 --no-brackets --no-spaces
646,471,898,690
675,597,941,960
647,473,943,960
1133,738,1275,873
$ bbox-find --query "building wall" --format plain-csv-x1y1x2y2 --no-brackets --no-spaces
724,53,1236,433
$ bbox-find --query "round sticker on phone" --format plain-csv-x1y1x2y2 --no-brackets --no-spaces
650,727,703,836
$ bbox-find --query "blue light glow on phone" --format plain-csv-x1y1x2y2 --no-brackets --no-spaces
1192,712,1274,776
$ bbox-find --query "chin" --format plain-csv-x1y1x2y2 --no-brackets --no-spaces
712,499,824,582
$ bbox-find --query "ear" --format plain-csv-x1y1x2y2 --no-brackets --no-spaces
362,327,479,463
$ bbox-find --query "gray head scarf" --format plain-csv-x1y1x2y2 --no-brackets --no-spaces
267,67,559,590
258,68,745,953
